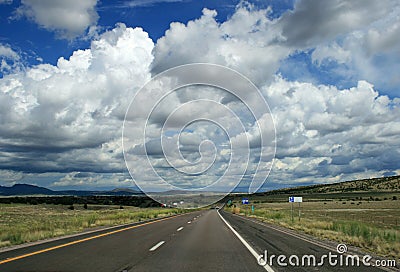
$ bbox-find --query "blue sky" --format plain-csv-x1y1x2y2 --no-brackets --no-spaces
1,0,233,66
0,1,296,67
0,0,399,193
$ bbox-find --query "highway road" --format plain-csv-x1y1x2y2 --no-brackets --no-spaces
0,210,263,272
0,209,393,272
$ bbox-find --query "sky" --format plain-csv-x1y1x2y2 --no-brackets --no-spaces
0,0,399,193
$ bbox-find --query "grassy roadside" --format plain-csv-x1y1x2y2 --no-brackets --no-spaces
226,198,400,259
0,203,186,248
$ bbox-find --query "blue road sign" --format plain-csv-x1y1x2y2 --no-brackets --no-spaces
242,198,249,204
289,196,303,203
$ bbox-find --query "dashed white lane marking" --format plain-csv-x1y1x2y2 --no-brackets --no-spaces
187,221,191,224
177,227,184,232
217,209,275,272
149,241,165,251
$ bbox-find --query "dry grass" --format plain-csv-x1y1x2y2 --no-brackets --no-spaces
228,199,400,259
0,203,185,248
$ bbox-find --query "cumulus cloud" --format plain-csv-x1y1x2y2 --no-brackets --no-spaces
291,0,400,95
262,77,400,185
276,0,396,48
14,0,99,39
0,170,23,185
148,2,400,189
52,172,134,190
0,44,19,60
153,1,400,93
0,23,154,176
341,14,400,93
1,1,400,191
311,42,351,66
153,5,289,86
0,43,21,74
122,0,188,8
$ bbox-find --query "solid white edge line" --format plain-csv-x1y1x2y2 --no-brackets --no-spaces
149,241,165,251
177,227,184,232
217,209,275,272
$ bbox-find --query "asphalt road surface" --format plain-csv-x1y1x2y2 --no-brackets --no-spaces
0,210,263,272
0,209,394,272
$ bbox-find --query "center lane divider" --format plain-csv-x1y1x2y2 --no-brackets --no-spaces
149,241,165,251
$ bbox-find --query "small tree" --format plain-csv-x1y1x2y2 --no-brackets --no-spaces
83,203,88,209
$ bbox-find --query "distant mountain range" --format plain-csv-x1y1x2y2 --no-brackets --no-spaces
259,175,400,195
0,184,144,196
2,175,399,197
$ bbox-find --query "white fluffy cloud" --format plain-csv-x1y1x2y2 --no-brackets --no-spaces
276,0,397,48
123,0,187,8
263,77,400,185
0,23,153,177
153,6,289,86
311,42,351,66
0,43,21,74
15,0,99,39
0,44,19,60
1,1,400,191
153,1,400,94
289,2,399,104
150,1,400,187
52,172,134,189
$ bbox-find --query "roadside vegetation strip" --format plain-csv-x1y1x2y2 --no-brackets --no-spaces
225,212,399,272
0,204,185,248
0,213,186,265
225,198,400,259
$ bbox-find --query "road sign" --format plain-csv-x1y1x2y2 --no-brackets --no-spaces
289,196,302,203
289,196,303,222
242,198,249,204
